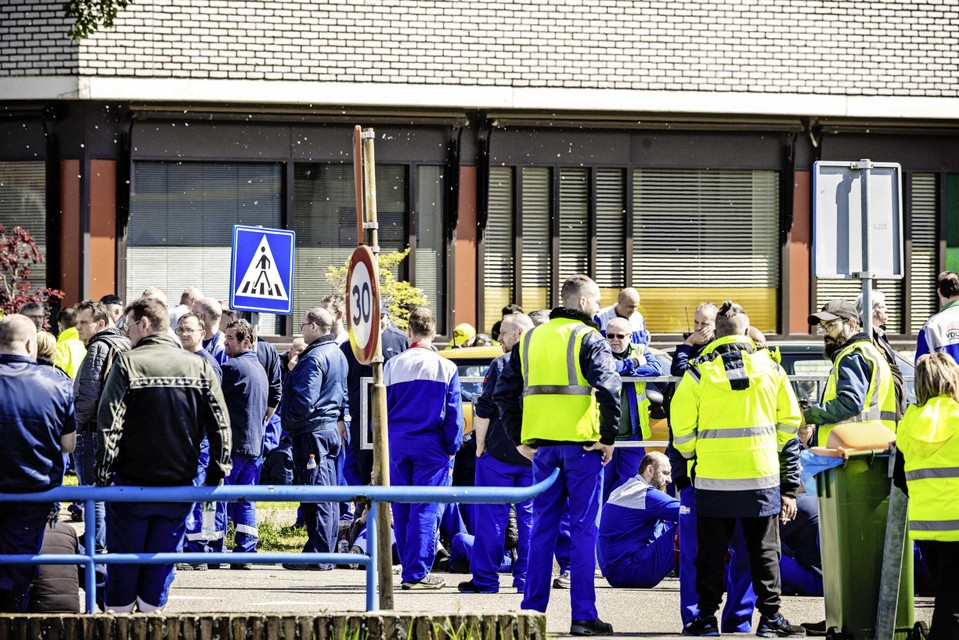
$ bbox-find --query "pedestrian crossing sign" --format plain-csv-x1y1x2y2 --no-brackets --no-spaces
230,225,295,315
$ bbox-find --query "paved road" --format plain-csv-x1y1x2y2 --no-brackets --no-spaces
164,565,935,638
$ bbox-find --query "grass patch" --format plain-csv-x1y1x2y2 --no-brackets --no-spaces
224,510,308,553
62,474,78,487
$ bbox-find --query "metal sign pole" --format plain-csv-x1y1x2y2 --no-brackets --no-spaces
361,127,394,609
857,159,875,341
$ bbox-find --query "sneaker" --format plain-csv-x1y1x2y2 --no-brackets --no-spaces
230,563,252,570
401,574,445,590
756,614,806,638
800,621,826,636
552,572,571,589
175,563,207,572
682,614,720,636
457,579,497,594
570,619,613,636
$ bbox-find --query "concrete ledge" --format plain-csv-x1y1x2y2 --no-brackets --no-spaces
0,612,547,640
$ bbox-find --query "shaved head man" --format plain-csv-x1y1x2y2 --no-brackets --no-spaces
596,287,650,347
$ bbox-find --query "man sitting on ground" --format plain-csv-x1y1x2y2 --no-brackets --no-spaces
597,452,680,589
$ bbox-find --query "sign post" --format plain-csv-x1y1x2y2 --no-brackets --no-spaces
348,126,394,609
813,159,905,640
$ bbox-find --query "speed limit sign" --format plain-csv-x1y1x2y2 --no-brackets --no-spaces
346,245,381,365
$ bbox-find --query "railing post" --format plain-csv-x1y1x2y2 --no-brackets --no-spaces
83,499,97,613
366,500,378,611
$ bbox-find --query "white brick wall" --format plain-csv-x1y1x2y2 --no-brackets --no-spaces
2,0,958,97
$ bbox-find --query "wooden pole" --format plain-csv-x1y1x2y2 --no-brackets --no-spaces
362,127,394,608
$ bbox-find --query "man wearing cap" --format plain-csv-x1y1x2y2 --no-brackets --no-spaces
802,299,896,447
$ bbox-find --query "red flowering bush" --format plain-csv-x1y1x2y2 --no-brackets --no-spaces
0,226,64,317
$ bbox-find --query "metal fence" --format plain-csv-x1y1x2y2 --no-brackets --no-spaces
0,469,560,614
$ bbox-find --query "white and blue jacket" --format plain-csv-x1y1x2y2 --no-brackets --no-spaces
595,305,650,346
916,300,959,365
384,346,464,456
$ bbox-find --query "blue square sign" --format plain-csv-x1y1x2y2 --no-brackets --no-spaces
230,225,295,315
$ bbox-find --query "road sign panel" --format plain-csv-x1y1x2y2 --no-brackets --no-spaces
813,161,903,279
347,245,380,365
230,226,295,315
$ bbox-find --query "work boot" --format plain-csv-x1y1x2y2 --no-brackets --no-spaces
756,614,806,638
682,614,720,636
570,619,613,636
401,574,445,590
552,571,571,589
457,579,497,594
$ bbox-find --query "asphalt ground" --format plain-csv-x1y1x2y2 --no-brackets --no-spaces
161,564,936,638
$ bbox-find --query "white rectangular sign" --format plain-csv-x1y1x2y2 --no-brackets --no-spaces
813,161,904,279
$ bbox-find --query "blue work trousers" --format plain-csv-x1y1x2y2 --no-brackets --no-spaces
780,554,823,596
183,436,227,555
226,453,261,554
472,453,533,592
0,502,51,613
450,533,513,576
601,521,677,588
105,501,191,612
74,430,106,553
292,428,340,567
555,507,571,574
390,448,452,583
523,444,603,621
602,446,645,503
678,486,756,632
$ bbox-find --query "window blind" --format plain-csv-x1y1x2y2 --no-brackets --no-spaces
595,168,625,295
559,167,588,283
909,173,938,333
521,167,551,311
0,162,46,294
483,166,514,331
415,165,446,334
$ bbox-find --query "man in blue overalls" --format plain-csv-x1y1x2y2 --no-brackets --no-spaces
495,275,621,637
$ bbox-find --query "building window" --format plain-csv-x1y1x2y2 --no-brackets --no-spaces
595,168,626,307
0,161,46,293
909,173,938,333
948,174,959,273
521,167,552,312
632,169,781,333
127,161,282,332
483,166,515,331
414,165,447,334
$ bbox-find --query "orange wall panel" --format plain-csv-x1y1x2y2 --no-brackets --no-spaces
454,166,477,328
789,170,811,335
90,160,117,298
60,160,81,306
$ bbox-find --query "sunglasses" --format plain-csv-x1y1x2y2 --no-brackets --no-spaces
607,333,628,339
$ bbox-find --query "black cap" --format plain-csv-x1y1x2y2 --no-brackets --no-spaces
808,298,859,325
99,294,122,306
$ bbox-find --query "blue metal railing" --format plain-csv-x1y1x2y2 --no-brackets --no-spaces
0,469,559,614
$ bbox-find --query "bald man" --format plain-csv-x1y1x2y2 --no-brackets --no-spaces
0,315,76,612
595,287,650,346
597,452,679,589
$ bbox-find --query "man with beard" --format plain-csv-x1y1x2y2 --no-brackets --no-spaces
802,299,896,447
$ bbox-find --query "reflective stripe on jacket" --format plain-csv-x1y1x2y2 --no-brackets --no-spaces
670,335,802,517
897,395,959,542
819,339,896,445
518,317,601,443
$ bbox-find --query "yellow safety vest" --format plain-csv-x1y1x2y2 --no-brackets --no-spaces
670,335,801,492
518,317,601,444
819,339,896,445
897,396,959,542
619,343,651,440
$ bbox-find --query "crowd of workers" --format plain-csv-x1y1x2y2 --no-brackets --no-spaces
1,271,958,639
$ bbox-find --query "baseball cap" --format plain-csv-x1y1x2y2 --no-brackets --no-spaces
99,294,122,306
808,299,859,325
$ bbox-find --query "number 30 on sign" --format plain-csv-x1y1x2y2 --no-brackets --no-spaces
346,245,381,365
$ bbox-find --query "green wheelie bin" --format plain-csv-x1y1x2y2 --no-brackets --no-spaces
816,449,914,640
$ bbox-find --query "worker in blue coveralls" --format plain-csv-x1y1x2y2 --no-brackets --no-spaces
97,298,230,612
495,274,621,637
458,312,535,594
604,316,662,501
598,452,679,588
0,315,76,613
221,319,268,568
281,307,348,570
779,494,822,597
385,306,463,589
176,312,227,570
666,301,760,634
